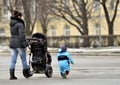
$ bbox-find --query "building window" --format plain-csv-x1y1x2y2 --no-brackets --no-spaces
3,0,9,15
92,0,100,11
50,25,56,36
62,0,69,7
0,28,5,36
94,23,100,35
64,25,70,36
3,6,8,15
108,0,114,10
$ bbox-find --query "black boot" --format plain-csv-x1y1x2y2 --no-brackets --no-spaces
9,69,17,80
23,68,33,78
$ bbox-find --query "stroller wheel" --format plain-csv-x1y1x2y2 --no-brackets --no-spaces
45,65,53,78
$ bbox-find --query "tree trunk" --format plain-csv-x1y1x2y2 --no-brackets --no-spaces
83,30,90,47
41,23,47,35
82,21,89,47
22,0,32,36
25,22,32,36
83,35,90,47
108,23,114,46
82,13,89,47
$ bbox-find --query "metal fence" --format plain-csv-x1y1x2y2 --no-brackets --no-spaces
47,35,120,48
1,35,120,48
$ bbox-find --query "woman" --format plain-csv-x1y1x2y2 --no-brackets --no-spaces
56,44,74,78
9,10,32,80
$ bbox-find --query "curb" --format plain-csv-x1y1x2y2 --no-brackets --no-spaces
1,47,120,56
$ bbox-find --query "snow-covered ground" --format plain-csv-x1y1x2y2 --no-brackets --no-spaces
0,46,9,52
48,46,120,53
1,45,120,54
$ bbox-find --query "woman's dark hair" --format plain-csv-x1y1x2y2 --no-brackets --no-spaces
13,10,22,17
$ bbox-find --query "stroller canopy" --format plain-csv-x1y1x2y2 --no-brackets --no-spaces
32,33,46,40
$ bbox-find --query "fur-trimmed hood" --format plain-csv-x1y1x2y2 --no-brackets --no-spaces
10,17,25,27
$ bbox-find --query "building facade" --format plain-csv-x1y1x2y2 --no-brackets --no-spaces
0,0,120,38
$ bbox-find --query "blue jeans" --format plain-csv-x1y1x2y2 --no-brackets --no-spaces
10,48,29,69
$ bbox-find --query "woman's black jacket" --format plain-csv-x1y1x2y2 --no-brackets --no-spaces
9,17,28,48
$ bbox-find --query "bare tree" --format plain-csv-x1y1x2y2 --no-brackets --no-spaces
3,0,38,36
50,0,94,46
3,0,22,15
22,0,53,36
37,0,52,35
101,0,119,46
22,0,35,35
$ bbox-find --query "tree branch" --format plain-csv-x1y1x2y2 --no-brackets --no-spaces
112,0,119,23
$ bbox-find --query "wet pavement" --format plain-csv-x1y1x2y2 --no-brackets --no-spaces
0,52,120,85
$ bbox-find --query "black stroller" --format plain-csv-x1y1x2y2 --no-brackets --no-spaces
27,33,53,78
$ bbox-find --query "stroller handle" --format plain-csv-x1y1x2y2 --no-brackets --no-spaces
27,38,43,45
